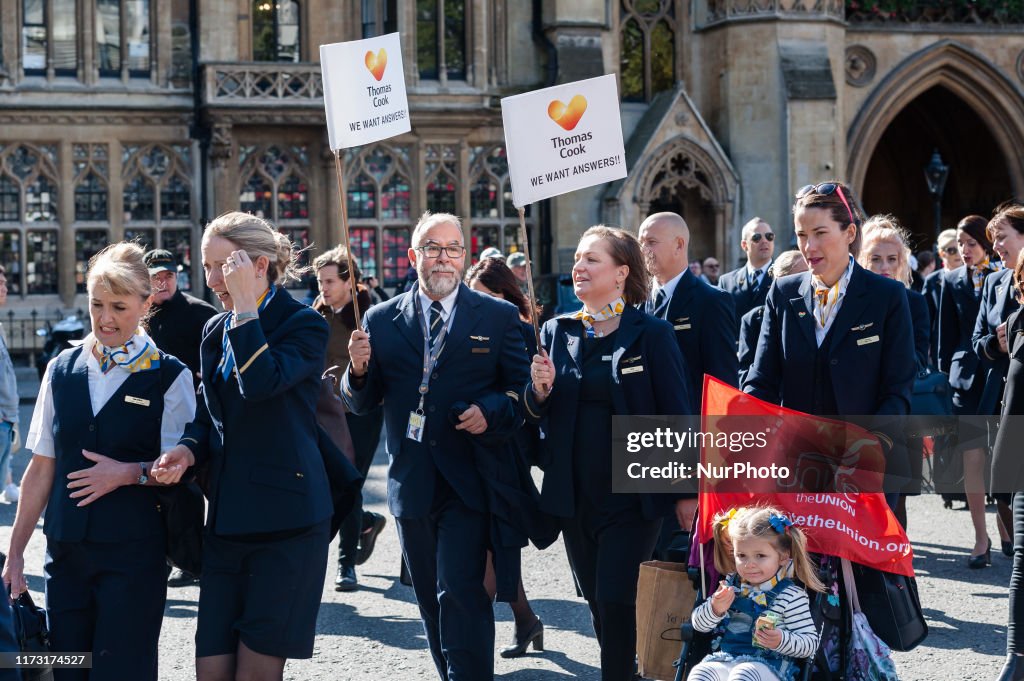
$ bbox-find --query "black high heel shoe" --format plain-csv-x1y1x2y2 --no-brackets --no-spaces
968,538,992,569
499,618,544,658
997,653,1024,681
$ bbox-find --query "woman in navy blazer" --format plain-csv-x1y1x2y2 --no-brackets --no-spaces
937,215,1007,566
744,182,916,505
154,212,333,680
526,226,690,681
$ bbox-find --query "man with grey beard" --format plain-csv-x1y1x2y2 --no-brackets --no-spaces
342,211,531,681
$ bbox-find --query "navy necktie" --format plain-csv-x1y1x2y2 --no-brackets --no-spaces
429,301,444,347
750,269,763,288
651,288,667,316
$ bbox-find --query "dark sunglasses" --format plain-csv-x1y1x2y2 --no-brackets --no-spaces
750,233,775,243
941,246,959,255
795,182,856,226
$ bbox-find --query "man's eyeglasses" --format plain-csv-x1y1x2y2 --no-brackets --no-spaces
750,233,775,243
795,182,856,226
416,244,466,259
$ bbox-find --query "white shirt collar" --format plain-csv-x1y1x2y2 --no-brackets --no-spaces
746,260,772,277
654,268,687,301
418,285,459,321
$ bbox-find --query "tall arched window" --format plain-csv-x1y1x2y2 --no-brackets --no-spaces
425,144,458,215
468,146,533,262
238,145,311,286
620,0,677,103
253,0,301,62
122,143,196,289
416,0,465,82
0,143,59,294
73,144,110,222
344,144,413,287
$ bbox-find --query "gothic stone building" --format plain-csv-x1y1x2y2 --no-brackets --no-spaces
1,0,1023,344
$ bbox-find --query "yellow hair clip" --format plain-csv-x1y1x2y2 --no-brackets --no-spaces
719,507,738,528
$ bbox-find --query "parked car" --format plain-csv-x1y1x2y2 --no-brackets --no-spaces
533,273,581,325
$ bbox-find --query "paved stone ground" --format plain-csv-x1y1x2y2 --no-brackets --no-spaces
0,401,1010,679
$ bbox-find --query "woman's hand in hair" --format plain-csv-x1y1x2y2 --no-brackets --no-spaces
223,249,265,313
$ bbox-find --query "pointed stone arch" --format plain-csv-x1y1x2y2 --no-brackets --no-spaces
847,40,1024,195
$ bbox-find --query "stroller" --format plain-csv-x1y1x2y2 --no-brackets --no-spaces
673,546,851,681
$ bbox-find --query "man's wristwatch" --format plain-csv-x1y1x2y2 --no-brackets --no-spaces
137,462,149,485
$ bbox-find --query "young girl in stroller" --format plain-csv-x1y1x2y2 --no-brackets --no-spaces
689,506,825,681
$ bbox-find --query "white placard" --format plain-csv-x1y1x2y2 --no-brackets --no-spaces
320,32,411,150
501,74,627,207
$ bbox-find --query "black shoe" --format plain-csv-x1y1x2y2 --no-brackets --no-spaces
1004,540,1015,558
167,568,199,587
399,557,412,586
499,618,544,658
356,513,387,566
335,565,358,592
997,654,1024,681
968,538,992,569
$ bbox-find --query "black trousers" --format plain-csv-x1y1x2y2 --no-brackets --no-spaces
396,479,493,681
1008,491,1024,654
339,407,384,567
561,501,662,681
44,535,168,681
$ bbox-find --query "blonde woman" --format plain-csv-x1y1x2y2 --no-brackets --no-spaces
2,242,195,679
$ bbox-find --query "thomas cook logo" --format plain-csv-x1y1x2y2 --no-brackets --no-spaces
364,48,387,81
547,95,587,131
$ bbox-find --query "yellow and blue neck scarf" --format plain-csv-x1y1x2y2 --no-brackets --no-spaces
570,297,626,338
217,286,275,381
98,332,160,375
736,565,791,607
972,258,1003,297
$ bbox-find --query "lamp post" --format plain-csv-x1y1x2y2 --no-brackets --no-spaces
924,149,949,241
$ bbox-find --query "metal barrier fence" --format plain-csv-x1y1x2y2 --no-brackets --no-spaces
2,309,88,364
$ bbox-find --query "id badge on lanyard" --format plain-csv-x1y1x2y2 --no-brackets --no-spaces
406,302,452,442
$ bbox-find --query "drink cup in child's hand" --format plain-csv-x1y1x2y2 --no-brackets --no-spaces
753,612,781,648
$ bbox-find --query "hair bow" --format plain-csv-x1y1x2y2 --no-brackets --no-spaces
719,508,738,528
768,512,793,534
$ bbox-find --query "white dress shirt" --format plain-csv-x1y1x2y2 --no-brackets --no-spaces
26,331,196,458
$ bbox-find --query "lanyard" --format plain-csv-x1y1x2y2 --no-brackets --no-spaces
414,298,455,414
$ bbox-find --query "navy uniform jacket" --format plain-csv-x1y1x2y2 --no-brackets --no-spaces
743,265,915,470
522,306,692,520
737,305,765,386
907,288,930,371
658,269,739,405
719,265,769,332
923,268,945,364
179,288,334,535
991,307,1024,489
341,283,531,520
938,265,987,397
972,268,1021,415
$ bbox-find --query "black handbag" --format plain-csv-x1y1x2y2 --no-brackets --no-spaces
155,482,205,576
851,562,928,652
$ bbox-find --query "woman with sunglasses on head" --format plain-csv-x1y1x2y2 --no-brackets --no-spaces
938,215,1010,567
993,255,1024,681
744,181,916,507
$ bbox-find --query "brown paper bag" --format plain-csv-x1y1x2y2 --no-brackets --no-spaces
636,560,696,681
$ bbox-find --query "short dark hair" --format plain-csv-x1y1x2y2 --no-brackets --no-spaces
579,225,650,306
313,245,361,283
988,202,1024,242
957,215,994,258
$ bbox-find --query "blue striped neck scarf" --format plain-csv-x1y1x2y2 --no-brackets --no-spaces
217,285,275,381
734,564,791,607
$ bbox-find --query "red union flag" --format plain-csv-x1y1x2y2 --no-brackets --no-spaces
696,376,914,577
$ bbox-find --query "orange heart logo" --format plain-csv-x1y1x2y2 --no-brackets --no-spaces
547,95,588,131
365,48,387,81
